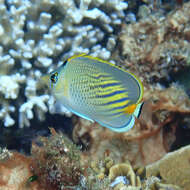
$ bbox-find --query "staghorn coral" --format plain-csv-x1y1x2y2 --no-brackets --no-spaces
0,0,128,128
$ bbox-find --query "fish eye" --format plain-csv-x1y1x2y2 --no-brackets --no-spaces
50,72,58,84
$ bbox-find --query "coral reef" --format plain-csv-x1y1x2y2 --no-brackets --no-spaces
85,156,182,190
0,0,128,127
0,1,190,189
0,129,188,190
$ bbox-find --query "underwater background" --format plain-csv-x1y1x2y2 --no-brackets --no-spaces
0,0,190,189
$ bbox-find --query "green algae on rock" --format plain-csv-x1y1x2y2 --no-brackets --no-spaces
31,128,82,189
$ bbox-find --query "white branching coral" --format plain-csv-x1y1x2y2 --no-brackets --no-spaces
19,95,50,127
0,0,128,127
0,102,15,127
0,74,26,99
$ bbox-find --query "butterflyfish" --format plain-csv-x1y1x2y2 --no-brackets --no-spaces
45,54,144,132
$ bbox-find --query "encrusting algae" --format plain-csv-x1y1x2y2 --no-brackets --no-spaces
0,151,40,190
31,128,83,189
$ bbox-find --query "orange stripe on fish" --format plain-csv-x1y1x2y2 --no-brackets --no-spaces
124,104,137,115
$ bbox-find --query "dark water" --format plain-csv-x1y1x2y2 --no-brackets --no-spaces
0,113,73,154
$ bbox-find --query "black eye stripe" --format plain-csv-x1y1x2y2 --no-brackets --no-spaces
51,72,58,84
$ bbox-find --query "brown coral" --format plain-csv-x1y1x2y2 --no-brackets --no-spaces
86,157,182,190
146,145,190,190
109,162,141,187
120,2,190,85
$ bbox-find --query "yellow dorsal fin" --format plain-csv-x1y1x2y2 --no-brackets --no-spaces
67,53,87,62
68,53,115,66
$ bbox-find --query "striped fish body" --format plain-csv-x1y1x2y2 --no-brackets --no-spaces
49,54,144,132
